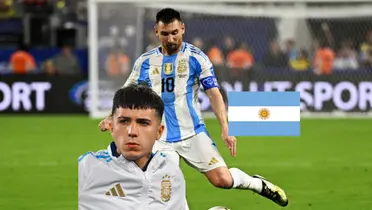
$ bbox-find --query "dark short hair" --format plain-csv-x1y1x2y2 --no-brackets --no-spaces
156,8,182,24
111,84,164,121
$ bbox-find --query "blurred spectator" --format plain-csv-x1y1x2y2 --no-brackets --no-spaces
285,39,298,62
222,36,235,59
313,40,335,75
56,0,66,11
9,44,36,74
207,40,225,82
290,49,310,71
359,30,372,68
261,40,288,68
207,40,224,66
334,41,358,70
227,42,254,70
226,42,255,83
105,47,130,77
0,0,14,18
45,43,81,75
145,32,159,51
192,37,204,51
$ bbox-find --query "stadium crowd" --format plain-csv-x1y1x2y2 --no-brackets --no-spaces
145,31,372,76
1,0,372,82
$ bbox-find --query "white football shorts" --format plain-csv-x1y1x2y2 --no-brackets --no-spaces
152,131,227,173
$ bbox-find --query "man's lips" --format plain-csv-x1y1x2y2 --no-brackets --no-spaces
126,143,139,148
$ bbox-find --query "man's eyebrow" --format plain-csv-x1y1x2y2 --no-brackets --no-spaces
137,118,152,122
116,116,152,122
117,116,129,120
161,29,178,33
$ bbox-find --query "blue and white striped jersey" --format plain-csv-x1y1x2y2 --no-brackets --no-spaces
123,42,219,143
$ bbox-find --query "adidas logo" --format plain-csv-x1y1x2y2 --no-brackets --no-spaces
105,184,125,197
208,157,219,166
151,68,160,75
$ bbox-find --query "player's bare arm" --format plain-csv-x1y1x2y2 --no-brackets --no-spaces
98,114,112,132
205,87,237,157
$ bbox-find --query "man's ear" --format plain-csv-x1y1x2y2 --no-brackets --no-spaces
157,124,165,140
181,23,185,35
154,25,159,37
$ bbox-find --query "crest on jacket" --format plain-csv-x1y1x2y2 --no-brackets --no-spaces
160,175,172,202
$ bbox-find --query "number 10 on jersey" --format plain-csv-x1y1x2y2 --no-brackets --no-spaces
161,77,175,93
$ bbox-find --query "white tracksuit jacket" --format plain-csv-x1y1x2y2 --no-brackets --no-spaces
78,142,186,210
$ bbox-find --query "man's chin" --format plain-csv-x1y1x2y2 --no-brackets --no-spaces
165,46,179,54
123,152,142,161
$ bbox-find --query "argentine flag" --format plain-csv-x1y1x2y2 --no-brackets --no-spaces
228,92,300,136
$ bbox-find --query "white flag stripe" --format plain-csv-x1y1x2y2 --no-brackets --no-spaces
228,106,300,122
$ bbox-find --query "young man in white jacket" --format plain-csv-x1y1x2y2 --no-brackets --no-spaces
78,84,187,210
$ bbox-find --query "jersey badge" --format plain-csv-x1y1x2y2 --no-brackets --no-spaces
177,59,187,73
163,63,173,75
160,175,172,202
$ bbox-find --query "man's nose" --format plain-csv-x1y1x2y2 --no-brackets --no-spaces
167,35,174,42
128,123,138,138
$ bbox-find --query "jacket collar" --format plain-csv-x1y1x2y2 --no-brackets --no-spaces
107,141,166,172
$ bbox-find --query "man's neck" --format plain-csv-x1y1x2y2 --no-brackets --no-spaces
135,153,153,171
161,42,183,56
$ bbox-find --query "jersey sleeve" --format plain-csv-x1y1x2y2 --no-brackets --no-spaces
78,152,93,194
122,57,148,88
193,52,219,90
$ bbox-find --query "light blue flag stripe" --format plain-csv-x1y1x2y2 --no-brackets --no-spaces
228,91,300,106
228,122,300,136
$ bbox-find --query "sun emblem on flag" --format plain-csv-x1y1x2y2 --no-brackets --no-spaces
258,108,270,120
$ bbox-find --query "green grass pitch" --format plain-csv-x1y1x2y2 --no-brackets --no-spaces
0,115,371,210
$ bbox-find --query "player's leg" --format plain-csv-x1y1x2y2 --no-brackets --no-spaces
177,132,288,207
152,141,190,210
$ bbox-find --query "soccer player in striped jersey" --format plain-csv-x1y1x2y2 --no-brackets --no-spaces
100,8,288,207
